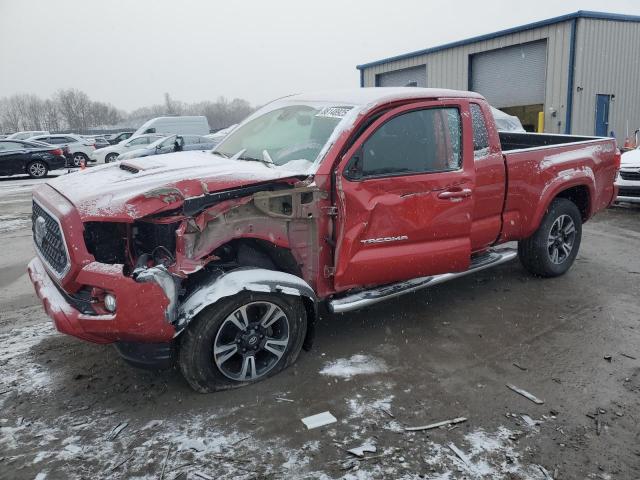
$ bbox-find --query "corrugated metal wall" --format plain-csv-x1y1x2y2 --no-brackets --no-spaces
572,18,640,140
362,22,573,134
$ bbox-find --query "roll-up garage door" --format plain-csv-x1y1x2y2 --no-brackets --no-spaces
471,40,547,108
376,65,427,88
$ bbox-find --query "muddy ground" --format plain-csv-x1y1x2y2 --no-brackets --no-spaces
0,173,639,480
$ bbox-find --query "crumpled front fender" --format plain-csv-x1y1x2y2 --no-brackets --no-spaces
176,268,317,334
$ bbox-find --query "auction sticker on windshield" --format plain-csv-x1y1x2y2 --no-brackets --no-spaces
315,106,353,118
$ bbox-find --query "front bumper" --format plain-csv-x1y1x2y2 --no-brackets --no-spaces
28,256,177,344
614,172,640,203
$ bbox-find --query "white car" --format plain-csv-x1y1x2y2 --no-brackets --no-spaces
204,124,237,147
28,133,96,167
90,134,164,163
8,130,50,140
616,148,640,204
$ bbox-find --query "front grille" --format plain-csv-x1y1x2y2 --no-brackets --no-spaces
618,186,640,198
32,201,69,276
620,170,640,181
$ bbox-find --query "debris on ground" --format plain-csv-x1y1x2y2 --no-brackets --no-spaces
404,416,467,432
347,442,377,457
107,421,128,440
604,355,612,362
275,397,295,402
194,472,214,480
539,465,554,479
521,414,541,428
301,411,337,429
448,442,470,466
506,384,544,404
513,362,528,371
620,353,636,360
110,453,134,472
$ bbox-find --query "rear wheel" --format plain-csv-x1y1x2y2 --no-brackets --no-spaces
518,198,582,277
73,152,88,167
105,153,118,163
178,291,307,393
27,160,48,178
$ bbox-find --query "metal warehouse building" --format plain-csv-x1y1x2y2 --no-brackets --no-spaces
357,11,640,141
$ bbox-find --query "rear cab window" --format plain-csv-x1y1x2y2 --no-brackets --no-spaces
470,103,490,159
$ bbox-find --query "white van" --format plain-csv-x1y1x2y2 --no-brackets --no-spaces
133,116,209,137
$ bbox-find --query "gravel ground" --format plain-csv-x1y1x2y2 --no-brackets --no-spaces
0,172,639,480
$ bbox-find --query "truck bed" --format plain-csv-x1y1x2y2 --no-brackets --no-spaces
498,133,618,243
499,131,598,151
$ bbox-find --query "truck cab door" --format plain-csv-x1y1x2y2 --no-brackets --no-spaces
333,100,475,292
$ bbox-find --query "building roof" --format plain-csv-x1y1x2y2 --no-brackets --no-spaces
356,10,640,70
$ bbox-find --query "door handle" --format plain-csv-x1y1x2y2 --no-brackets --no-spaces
437,188,472,200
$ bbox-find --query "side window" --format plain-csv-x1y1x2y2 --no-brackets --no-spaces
470,103,490,159
358,107,461,178
0,141,23,151
129,137,147,146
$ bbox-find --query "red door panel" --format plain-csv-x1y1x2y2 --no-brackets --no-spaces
333,100,476,292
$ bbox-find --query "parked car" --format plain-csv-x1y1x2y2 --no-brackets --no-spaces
117,135,216,160
106,132,134,145
133,116,210,137
0,139,67,178
83,135,110,149
28,88,619,392
90,134,164,163
7,130,50,140
204,124,237,147
615,146,640,203
27,134,96,167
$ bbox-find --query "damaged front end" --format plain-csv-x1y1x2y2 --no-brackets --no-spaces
77,176,324,347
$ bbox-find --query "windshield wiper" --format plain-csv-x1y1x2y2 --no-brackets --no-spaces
234,149,275,168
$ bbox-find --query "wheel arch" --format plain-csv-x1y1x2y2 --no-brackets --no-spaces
176,267,318,348
527,180,594,239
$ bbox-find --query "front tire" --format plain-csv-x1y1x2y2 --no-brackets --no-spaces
178,292,307,393
27,160,48,178
518,198,582,277
105,153,118,163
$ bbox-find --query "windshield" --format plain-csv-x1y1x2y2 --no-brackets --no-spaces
214,103,355,169
149,135,176,149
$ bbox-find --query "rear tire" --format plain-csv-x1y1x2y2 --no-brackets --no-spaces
518,198,582,277
27,160,48,178
105,153,118,163
73,152,88,167
178,291,307,393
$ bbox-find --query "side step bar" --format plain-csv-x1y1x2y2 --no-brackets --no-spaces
328,248,518,314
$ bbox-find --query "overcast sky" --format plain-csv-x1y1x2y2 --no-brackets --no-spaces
1,0,639,111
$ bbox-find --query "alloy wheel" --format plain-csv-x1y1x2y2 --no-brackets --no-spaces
547,214,576,264
29,162,46,177
213,301,290,381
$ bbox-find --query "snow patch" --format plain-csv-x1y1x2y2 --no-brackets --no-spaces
320,354,388,380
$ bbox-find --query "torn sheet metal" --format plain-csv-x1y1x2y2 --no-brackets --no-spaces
347,442,377,457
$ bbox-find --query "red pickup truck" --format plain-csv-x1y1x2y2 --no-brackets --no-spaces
28,88,619,392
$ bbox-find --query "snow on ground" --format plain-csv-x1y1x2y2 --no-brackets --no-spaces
0,321,55,403
320,354,388,380
0,320,555,479
0,215,31,234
